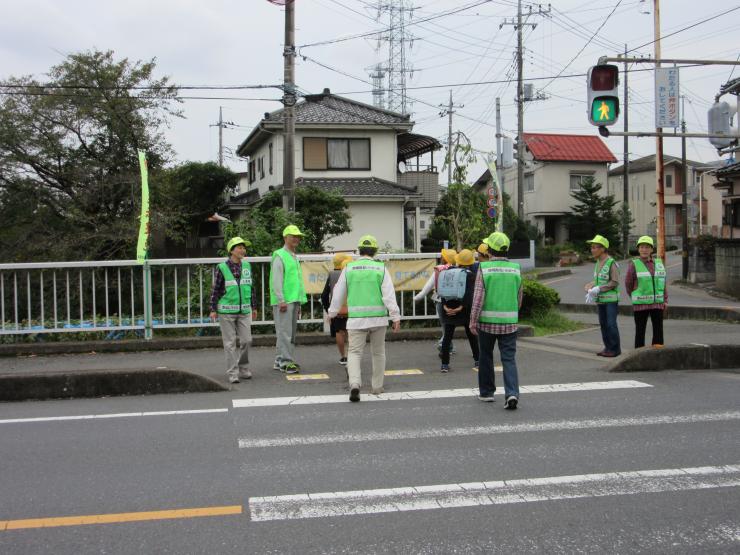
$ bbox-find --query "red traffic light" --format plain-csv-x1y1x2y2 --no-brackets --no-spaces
589,64,618,91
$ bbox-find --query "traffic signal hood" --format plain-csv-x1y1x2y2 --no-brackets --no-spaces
707,100,738,150
587,64,620,127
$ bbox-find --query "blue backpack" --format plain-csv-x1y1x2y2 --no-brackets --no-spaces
436,268,468,300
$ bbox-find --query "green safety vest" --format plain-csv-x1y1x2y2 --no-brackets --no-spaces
269,248,307,305
346,259,388,318
217,261,252,314
479,260,521,324
631,258,666,305
594,257,620,303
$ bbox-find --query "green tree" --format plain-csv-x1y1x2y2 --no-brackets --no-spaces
0,49,181,261
153,162,237,244
256,186,351,251
566,177,621,250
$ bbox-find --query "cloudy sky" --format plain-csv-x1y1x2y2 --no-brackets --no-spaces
2,0,738,180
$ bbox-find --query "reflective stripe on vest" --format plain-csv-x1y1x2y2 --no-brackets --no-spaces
269,248,307,305
631,258,666,304
479,260,521,324
593,257,619,303
346,259,387,318
217,261,252,314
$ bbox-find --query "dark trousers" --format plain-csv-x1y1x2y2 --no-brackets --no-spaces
477,330,519,398
633,308,664,348
597,302,621,355
440,323,479,365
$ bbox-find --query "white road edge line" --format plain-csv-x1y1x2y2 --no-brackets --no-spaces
248,464,740,522
0,408,228,425
238,410,740,448
232,380,652,408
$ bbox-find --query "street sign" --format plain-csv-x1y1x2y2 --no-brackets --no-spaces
487,207,497,218
487,198,497,207
655,67,680,128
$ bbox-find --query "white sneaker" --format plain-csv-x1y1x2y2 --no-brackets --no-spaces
238,369,252,380
228,376,240,384
477,395,494,402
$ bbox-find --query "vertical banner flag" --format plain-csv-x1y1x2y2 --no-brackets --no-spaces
655,67,680,128
136,150,150,264
486,157,504,232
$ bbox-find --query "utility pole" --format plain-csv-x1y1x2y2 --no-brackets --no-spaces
654,0,666,261
500,0,550,219
282,0,296,212
218,107,224,167
622,45,630,254
439,90,463,185
496,97,503,190
681,95,688,279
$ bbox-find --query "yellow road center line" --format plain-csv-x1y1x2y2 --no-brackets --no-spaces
285,373,330,381
384,369,424,376
0,505,242,531
473,366,502,372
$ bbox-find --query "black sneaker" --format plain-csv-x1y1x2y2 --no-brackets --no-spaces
339,357,347,365
349,384,360,402
505,395,518,410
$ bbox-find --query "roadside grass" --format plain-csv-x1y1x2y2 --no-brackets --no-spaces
520,308,587,337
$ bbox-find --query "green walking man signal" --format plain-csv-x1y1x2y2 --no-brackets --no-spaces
587,64,619,127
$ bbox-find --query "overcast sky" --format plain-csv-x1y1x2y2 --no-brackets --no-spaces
2,0,738,181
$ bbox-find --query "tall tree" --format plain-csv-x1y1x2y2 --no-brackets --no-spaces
566,177,621,250
0,50,181,261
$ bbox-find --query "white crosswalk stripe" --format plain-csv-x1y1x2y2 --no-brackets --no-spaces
232,380,652,408
248,464,740,521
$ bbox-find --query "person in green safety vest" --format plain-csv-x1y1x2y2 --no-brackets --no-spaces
469,231,523,410
269,224,308,374
209,236,256,384
584,234,622,357
328,235,400,402
624,235,667,348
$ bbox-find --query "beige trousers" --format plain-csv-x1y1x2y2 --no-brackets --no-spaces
347,326,387,390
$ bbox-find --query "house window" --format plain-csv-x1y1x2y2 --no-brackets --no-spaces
570,173,593,191
665,174,673,188
259,156,265,179
524,173,534,192
248,159,256,183
269,143,273,175
303,137,371,170
419,220,426,229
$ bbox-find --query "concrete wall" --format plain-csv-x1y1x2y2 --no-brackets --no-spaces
324,200,405,252
715,239,740,298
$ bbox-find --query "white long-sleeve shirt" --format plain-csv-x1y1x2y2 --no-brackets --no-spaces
413,274,437,303
328,256,400,329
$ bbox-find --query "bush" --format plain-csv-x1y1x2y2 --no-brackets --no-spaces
520,279,560,318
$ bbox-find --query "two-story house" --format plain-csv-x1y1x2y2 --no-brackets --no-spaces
711,160,740,239
607,154,721,246
229,88,440,251
477,133,616,244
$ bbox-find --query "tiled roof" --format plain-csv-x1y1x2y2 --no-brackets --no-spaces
608,154,718,176
266,90,410,126
296,177,418,197
523,133,617,163
713,161,740,178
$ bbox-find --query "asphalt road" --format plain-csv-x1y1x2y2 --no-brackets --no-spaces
540,251,740,308
1,339,738,554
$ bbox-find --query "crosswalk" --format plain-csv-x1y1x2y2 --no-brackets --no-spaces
230,376,740,545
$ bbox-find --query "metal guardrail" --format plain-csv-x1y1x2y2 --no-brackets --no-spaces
0,254,441,338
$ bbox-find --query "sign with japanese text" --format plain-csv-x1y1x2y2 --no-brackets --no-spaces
655,67,680,128
300,259,435,295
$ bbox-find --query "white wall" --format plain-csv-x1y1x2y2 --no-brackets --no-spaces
324,200,405,252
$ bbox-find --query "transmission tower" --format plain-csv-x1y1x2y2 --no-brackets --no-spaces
372,0,414,115
370,63,386,109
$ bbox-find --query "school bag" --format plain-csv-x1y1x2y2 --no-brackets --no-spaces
436,267,468,300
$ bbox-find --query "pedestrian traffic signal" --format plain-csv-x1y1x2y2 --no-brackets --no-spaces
587,64,619,127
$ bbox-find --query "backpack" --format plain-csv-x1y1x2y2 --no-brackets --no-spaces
436,268,468,301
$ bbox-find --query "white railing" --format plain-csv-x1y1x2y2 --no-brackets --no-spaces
0,254,441,338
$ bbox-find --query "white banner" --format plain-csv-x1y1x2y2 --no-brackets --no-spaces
655,67,680,128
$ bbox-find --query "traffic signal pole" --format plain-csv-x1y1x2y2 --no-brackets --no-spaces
282,0,296,213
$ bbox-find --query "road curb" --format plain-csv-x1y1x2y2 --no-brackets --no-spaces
558,303,740,323
607,344,740,373
0,368,227,402
0,326,533,358
536,269,572,280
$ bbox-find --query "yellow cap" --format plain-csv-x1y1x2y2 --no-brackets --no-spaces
636,235,654,248
226,236,250,252
340,257,352,270
477,243,489,255
358,235,379,249
282,224,304,237
441,248,457,264
587,234,610,249
332,252,351,269
483,231,510,252
456,249,474,266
